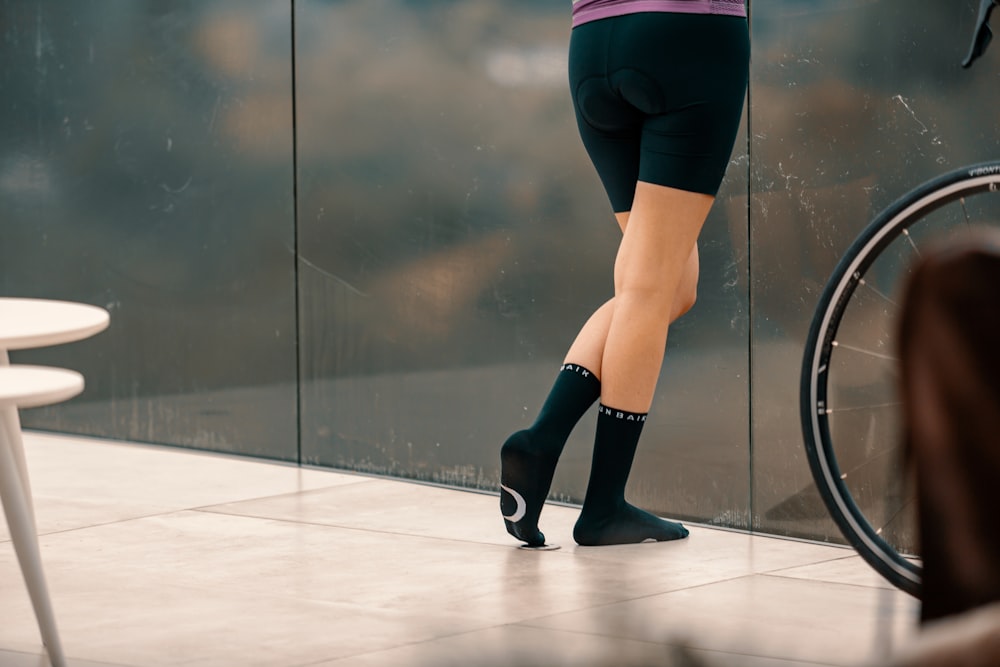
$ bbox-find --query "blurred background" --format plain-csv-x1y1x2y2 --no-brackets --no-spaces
1,0,996,543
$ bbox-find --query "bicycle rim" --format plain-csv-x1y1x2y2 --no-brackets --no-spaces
801,160,1000,597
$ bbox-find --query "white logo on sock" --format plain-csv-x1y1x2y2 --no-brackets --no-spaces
500,484,527,522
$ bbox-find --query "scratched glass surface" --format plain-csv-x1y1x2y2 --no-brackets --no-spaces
2,1,299,459
750,0,1000,541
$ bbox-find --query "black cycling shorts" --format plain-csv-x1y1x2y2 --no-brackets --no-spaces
569,12,750,212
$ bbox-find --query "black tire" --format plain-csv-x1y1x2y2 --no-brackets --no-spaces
801,160,1000,598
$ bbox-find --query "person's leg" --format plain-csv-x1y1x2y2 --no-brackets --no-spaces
500,149,711,546
602,184,713,412
573,183,712,546
501,11,744,547
501,194,703,548
567,11,747,545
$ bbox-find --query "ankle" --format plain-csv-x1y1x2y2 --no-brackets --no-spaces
579,497,627,521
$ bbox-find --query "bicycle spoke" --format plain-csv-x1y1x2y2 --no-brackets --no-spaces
830,340,897,362
836,440,901,480
857,277,899,307
824,401,901,415
901,227,922,258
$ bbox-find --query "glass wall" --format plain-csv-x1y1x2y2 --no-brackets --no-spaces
749,0,1000,540
1,1,299,459
5,0,992,540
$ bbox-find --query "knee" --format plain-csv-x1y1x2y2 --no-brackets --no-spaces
615,282,693,324
615,283,675,321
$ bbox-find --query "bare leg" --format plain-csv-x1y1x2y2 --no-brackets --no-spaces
572,182,713,546
601,182,714,412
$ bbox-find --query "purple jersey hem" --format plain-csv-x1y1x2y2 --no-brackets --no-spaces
572,1,746,28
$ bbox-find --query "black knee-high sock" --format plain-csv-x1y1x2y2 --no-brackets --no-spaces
573,404,689,546
501,364,600,546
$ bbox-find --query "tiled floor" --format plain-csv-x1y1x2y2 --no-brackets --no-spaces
0,432,920,667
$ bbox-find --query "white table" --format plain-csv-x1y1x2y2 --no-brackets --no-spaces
0,298,109,667
0,298,110,361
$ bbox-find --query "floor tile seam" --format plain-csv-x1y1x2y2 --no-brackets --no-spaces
684,645,842,667
500,624,720,658
12,571,494,620
506,623,851,667
2,492,368,543
756,552,880,577
0,482,377,545
160,579,494,617
758,570,902,595
0,503,519,552
507,572,762,628
288,621,670,667
0,508,200,543
3,511,489,557
516,563,912,629
505,622,673,649
0,648,136,667
550,554,771,593
288,624,510,667
190,506,530,549
182,477,378,511
740,529,858,551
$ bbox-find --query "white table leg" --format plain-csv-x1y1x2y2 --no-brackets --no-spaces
0,414,66,667
0,351,37,527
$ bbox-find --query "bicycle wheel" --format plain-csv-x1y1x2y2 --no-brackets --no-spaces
801,160,1000,597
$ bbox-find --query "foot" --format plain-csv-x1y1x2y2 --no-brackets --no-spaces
573,502,689,546
500,431,557,547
